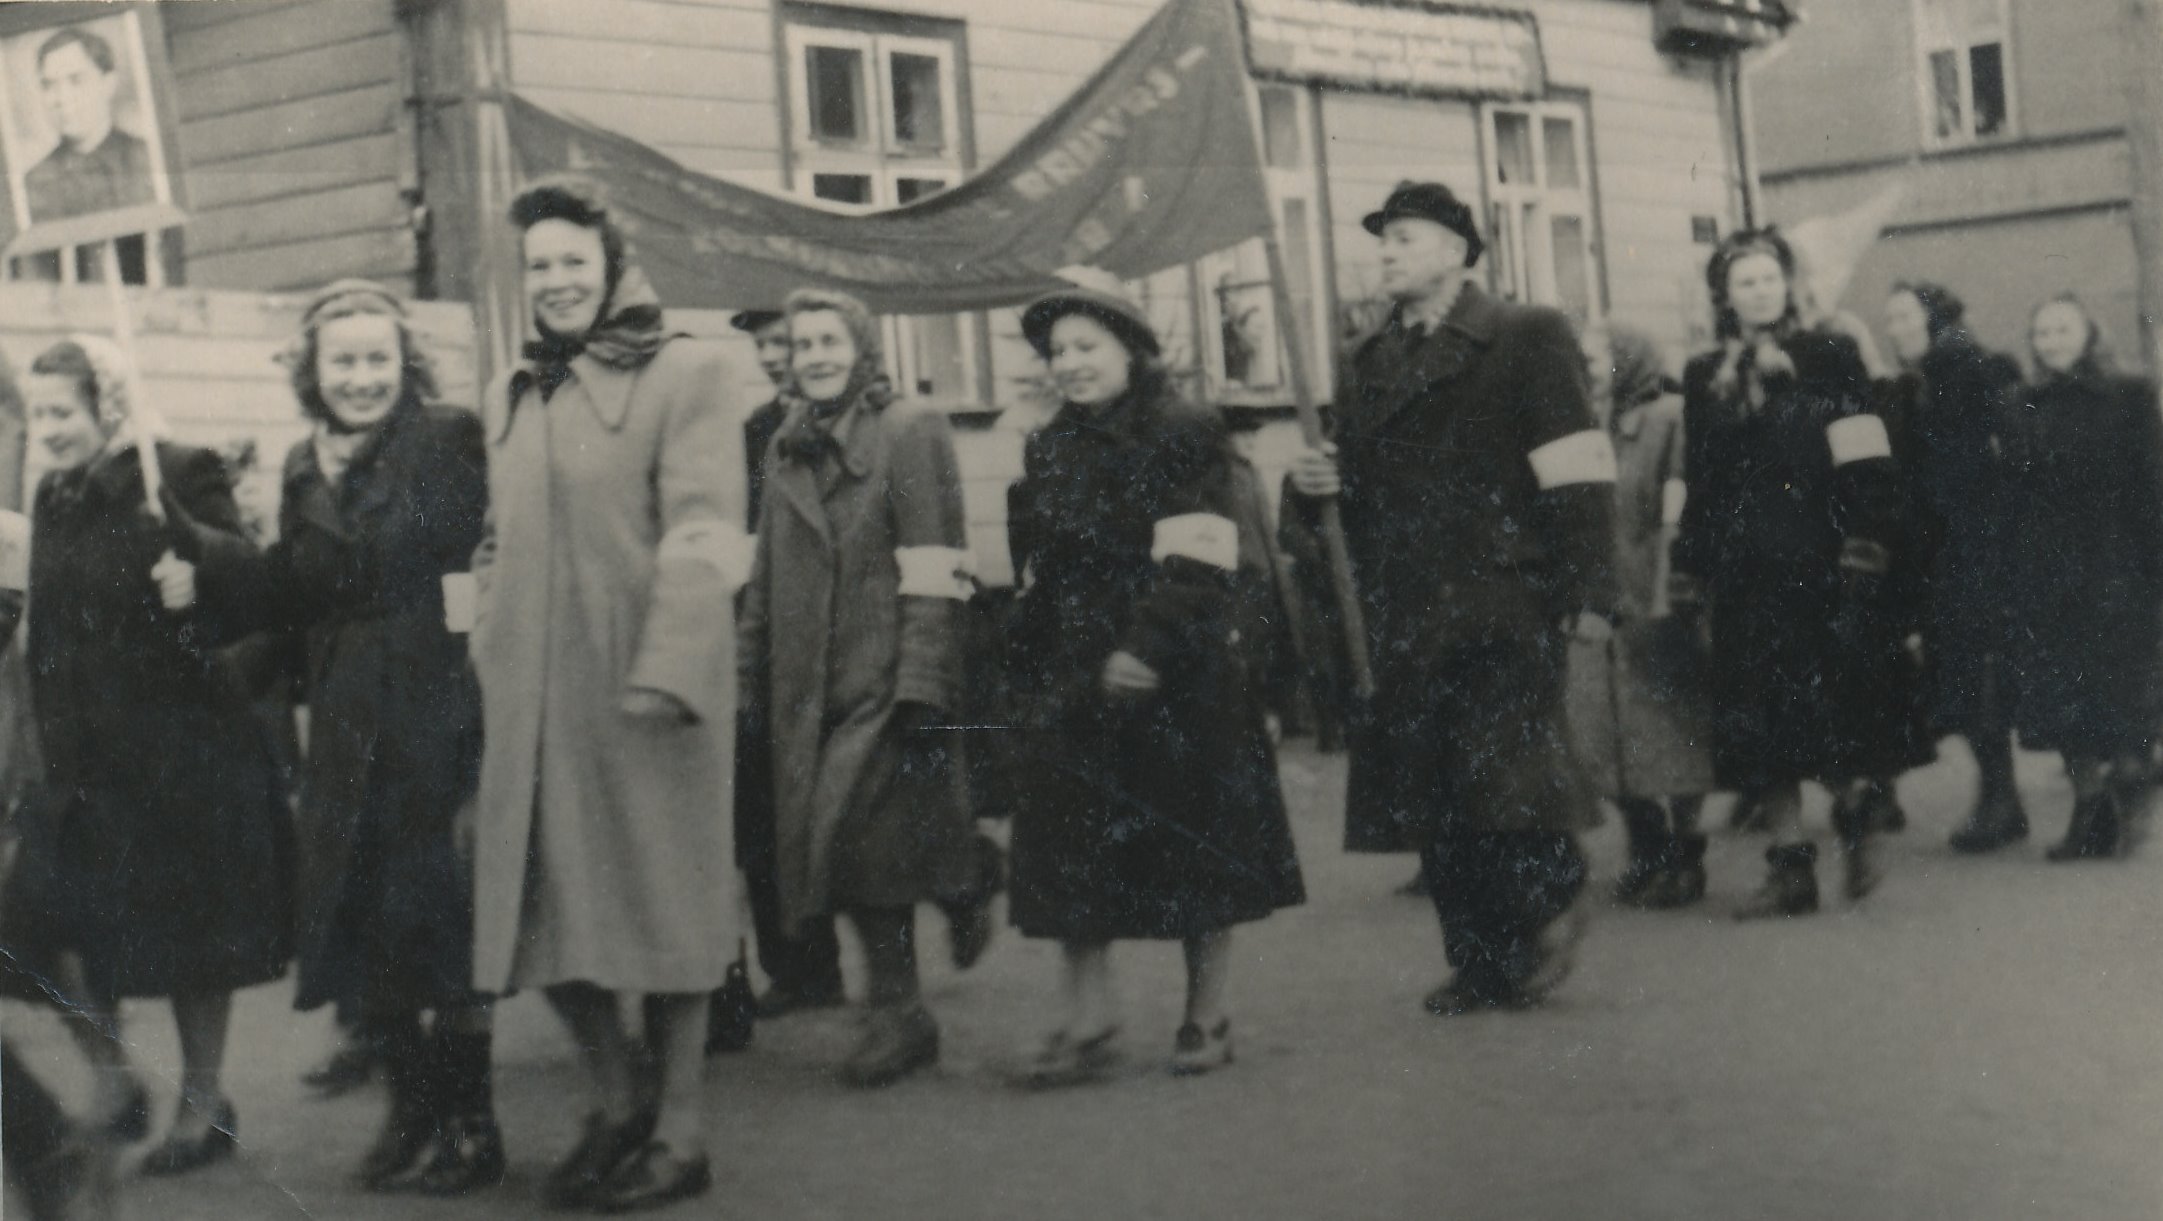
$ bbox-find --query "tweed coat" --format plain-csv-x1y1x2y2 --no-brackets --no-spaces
1566,393,1715,800
470,338,743,994
1332,283,1617,851
737,396,973,932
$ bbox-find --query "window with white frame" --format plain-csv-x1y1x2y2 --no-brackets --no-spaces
782,6,978,403
1481,100,1601,324
1195,83,1332,403
1914,0,2012,146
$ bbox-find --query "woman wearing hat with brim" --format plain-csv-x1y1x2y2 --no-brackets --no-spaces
1003,273,1303,1086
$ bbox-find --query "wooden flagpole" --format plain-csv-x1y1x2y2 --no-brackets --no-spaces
103,240,161,521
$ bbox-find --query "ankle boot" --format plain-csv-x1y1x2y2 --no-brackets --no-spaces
1950,785,2029,854
1645,834,1708,909
354,1022,436,1190
1612,832,1672,907
2048,792,2123,862
1735,843,1819,920
412,1029,505,1196
839,1002,940,1089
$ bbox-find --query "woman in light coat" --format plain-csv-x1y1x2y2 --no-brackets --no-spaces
738,287,977,1090
1571,325,1715,908
469,177,744,1213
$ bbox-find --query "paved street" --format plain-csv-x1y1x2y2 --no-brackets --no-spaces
9,741,2161,1220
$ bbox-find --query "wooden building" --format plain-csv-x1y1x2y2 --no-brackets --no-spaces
1749,0,2148,368
0,0,1786,569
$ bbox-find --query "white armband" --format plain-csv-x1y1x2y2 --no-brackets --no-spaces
1527,429,1618,490
895,545,975,600
1150,513,1239,572
658,520,756,592
1826,414,1892,467
1660,479,1687,527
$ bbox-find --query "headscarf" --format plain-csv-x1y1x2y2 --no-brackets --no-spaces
773,287,894,467
1606,326,1670,417
1703,229,1802,414
511,176,668,401
65,333,165,451
2028,293,2115,387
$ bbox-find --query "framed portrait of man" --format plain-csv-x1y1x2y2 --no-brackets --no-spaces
0,5,183,255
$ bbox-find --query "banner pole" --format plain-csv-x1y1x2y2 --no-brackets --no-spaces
103,240,161,521
1258,228,1372,699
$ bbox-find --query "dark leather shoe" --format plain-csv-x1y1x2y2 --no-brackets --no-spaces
1950,790,2029,854
352,1094,435,1191
592,1140,712,1214
302,1042,377,1097
96,1078,150,1143
411,1113,506,1197
2049,793,2124,862
1424,971,1506,1017
838,1003,939,1089
541,1108,657,1210
139,1100,238,1178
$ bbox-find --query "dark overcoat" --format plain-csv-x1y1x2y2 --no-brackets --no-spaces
18,443,291,998
738,397,974,931
1003,384,1303,940
245,402,487,1013
1674,330,1928,789
2001,370,2163,756
1883,331,2023,734
1333,284,1616,852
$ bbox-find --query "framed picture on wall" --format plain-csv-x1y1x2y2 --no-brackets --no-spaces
0,5,183,258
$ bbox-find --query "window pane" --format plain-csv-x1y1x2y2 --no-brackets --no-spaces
806,45,866,144
812,173,873,205
1969,42,2007,137
907,314,968,398
1551,214,1592,319
1541,117,1581,190
888,51,945,153
1494,111,1534,186
1489,203,1518,300
1928,49,1963,138
896,176,947,204
1260,87,1303,169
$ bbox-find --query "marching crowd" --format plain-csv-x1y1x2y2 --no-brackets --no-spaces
0,169,2155,1217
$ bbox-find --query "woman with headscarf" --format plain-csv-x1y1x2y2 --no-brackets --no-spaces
167,281,499,1191
8,335,291,1174
468,177,745,1211
2000,295,2163,861
1001,279,1303,1085
737,286,976,1090
1880,282,2026,852
1670,229,1922,917
1573,324,1714,908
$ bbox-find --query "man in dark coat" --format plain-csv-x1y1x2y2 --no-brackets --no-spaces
1289,181,1616,1014
25,26,157,225
728,307,844,1020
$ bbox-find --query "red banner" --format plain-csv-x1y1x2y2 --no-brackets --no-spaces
503,0,1274,315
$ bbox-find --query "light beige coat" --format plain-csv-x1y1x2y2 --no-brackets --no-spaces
470,338,743,993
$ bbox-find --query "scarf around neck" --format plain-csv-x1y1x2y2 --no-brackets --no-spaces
522,263,668,401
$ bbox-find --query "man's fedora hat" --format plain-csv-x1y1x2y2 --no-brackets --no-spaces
1362,180,1484,266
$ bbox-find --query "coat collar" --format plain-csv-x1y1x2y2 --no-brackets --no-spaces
497,350,648,442
1349,282,1499,435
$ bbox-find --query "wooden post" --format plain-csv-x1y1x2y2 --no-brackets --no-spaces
1259,229,1373,699
103,240,160,520
464,0,522,390
2126,0,2163,376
